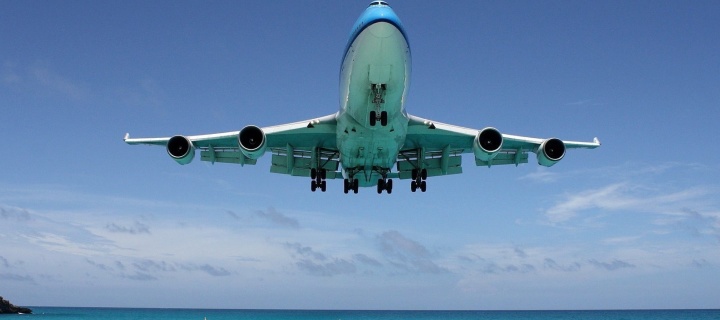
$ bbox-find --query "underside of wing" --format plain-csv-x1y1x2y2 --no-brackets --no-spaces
124,114,339,173
398,114,600,179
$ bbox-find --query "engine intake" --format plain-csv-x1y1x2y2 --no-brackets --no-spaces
537,138,565,167
166,135,195,165
473,127,503,161
238,125,267,159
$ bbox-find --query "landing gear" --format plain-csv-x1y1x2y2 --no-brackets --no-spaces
311,168,328,192
410,168,428,192
377,178,393,194
369,84,388,127
344,178,359,194
369,111,388,127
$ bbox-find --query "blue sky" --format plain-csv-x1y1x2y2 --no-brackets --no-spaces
1,0,719,310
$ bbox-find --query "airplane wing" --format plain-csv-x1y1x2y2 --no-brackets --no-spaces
397,114,600,179
125,113,340,178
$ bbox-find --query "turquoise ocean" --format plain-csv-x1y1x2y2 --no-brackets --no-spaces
21,308,720,320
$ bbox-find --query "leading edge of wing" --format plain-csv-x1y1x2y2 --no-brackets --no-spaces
123,113,339,149
405,113,600,151
124,131,240,147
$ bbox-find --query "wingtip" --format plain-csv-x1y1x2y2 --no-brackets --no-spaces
593,137,601,145
124,133,130,141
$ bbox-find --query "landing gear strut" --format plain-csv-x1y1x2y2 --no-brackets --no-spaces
311,168,327,192
369,84,388,126
410,168,427,192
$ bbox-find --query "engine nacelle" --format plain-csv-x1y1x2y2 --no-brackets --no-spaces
537,138,566,167
238,125,267,159
473,127,503,161
166,135,195,165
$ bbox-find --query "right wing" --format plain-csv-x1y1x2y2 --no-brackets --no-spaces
125,113,340,178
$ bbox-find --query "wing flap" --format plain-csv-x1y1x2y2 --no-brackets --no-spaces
270,150,340,178
475,151,529,167
396,149,463,179
200,149,257,166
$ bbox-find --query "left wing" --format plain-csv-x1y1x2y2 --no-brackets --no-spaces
397,114,600,179
125,113,340,177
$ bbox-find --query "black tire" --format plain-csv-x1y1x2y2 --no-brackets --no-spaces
321,180,327,192
387,179,393,194
420,180,427,192
421,168,428,180
321,169,327,180
353,179,359,193
311,168,317,180
381,111,388,126
411,169,418,180
311,180,317,192
344,179,349,194
370,111,377,126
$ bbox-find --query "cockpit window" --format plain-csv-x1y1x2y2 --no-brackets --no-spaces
369,1,390,7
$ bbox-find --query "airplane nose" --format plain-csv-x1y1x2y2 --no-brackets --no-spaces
368,22,396,38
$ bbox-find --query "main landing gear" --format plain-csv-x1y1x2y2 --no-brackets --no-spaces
410,168,427,192
310,168,327,192
343,178,359,194
377,178,393,194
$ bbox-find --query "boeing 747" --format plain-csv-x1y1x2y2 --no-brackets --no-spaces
125,1,600,194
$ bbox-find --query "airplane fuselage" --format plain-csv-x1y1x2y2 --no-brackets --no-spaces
336,3,411,187
124,1,601,194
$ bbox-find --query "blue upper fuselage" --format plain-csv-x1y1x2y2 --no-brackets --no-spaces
342,1,410,64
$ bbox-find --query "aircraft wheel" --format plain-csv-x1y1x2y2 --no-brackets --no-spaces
321,169,327,180
370,111,377,126
420,180,427,192
311,168,317,180
321,180,327,192
353,179,359,193
421,168,428,180
311,180,317,192
380,111,388,126
386,179,393,194
411,169,418,180
411,180,417,192
377,179,385,194
343,179,349,194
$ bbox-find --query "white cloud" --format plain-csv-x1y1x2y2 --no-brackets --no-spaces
29,64,90,101
519,168,559,183
545,182,713,224
255,207,300,228
377,230,448,274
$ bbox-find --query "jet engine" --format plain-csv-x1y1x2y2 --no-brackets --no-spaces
537,138,565,167
166,135,195,165
473,127,503,161
238,125,267,159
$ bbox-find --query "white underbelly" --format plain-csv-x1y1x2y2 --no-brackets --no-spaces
336,21,411,185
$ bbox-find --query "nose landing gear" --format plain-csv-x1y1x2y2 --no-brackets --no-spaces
369,84,388,127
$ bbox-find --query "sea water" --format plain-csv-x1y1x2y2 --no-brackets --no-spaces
22,308,720,320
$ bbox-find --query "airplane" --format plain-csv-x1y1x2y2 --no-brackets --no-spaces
125,1,600,194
